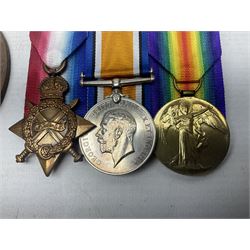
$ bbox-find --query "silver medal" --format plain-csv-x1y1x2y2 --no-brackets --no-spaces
79,74,156,175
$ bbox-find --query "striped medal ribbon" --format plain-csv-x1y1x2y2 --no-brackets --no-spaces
152,32,230,174
25,31,88,116
79,31,156,175
91,31,150,103
146,31,226,116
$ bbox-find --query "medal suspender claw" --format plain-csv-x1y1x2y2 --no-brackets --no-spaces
153,32,230,174
9,32,95,177
79,32,156,175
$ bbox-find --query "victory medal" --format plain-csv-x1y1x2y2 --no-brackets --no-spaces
154,32,230,174
155,86,230,174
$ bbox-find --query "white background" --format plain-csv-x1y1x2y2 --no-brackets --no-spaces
0,31,249,219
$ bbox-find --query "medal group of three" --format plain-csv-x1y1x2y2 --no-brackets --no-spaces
8,31,230,176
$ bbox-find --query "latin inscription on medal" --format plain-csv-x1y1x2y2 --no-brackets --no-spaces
79,97,156,175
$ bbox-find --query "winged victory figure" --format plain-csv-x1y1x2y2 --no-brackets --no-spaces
159,99,227,168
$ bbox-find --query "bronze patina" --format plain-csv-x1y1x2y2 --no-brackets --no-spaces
9,62,95,176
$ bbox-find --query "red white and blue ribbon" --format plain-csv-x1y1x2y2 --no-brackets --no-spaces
25,31,149,116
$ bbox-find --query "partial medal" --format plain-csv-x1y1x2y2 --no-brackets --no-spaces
9,61,95,176
154,82,230,174
0,32,10,104
79,75,156,175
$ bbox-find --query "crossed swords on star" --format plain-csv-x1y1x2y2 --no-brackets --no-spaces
16,109,81,162
33,109,67,145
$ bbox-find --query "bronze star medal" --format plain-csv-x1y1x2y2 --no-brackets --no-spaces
9,62,95,176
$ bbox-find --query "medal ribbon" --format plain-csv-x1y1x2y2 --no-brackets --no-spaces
30,32,87,68
145,31,225,116
90,31,150,103
25,31,88,116
25,31,149,117
26,32,223,118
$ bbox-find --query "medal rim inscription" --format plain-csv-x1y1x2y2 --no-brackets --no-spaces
0,32,11,104
154,96,230,175
79,97,156,175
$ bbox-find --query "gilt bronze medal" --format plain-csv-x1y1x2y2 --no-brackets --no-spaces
154,94,230,174
9,62,95,176
150,31,230,174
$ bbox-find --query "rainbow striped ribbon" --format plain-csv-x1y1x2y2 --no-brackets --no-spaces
144,31,225,116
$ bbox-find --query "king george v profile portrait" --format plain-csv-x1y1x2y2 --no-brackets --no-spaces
95,109,137,167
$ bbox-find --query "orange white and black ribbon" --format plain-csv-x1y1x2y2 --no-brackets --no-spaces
93,31,149,104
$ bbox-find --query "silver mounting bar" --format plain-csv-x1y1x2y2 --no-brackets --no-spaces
80,69,155,88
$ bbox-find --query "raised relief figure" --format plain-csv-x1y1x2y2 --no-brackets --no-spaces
96,110,137,167
160,100,227,168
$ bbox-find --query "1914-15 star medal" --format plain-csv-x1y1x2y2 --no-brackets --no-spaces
9,67,95,176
